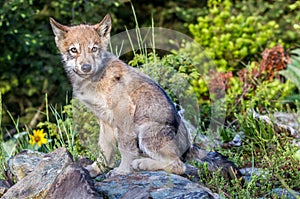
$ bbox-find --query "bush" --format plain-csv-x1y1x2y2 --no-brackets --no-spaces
187,0,281,72
235,0,300,49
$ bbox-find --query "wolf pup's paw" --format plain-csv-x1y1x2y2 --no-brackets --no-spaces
105,167,132,178
131,159,147,171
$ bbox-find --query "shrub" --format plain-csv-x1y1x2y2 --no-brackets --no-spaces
187,0,281,72
224,46,296,120
234,0,300,49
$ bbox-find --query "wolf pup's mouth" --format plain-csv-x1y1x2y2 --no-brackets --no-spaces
72,68,92,77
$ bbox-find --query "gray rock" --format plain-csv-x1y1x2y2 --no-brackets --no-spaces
0,180,10,197
2,147,73,198
259,188,300,199
3,147,219,199
268,188,300,199
96,171,219,199
7,149,44,181
45,163,102,199
253,110,300,138
118,186,151,199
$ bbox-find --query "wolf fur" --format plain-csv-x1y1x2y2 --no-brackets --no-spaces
49,14,241,179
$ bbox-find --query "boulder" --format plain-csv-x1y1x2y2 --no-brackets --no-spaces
7,149,44,181
96,171,218,199
2,147,219,199
2,148,73,198
0,180,10,197
45,163,102,199
260,188,300,199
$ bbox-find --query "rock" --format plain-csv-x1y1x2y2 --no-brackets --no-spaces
7,149,44,181
2,147,73,198
118,186,151,199
45,163,102,199
239,167,269,183
0,180,10,197
253,110,300,138
259,188,300,199
3,147,219,199
96,171,219,199
268,188,300,199
76,156,94,167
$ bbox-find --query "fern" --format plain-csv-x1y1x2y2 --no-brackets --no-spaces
280,49,300,90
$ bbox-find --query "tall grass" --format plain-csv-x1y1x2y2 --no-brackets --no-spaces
36,95,83,158
110,3,158,68
0,92,4,179
0,93,30,178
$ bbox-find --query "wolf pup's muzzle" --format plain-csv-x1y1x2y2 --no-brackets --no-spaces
81,64,92,73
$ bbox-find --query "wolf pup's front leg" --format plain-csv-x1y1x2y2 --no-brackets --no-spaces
85,121,117,177
106,128,140,177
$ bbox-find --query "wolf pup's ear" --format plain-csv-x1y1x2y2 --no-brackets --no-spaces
49,18,69,40
94,14,112,39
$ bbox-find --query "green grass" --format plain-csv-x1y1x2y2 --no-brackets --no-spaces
0,92,4,179
193,109,300,198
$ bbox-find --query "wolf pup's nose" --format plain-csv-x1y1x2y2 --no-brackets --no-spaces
81,64,92,73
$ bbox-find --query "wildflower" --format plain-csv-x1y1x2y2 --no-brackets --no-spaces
29,129,48,147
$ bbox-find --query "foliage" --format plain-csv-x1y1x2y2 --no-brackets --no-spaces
0,96,99,166
0,93,4,179
235,0,300,49
1,0,65,131
177,0,297,111
187,0,281,72
238,111,300,193
223,46,296,123
180,0,300,113
0,0,124,134
280,48,300,91
192,108,300,197
178,45,296,129
128,0,205,34
36,98,99,159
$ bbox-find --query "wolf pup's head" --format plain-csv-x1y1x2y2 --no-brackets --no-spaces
49,14,111,79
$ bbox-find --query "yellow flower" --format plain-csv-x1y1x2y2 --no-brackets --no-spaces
29,129,48,147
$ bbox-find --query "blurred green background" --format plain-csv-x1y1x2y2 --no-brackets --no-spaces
1,0,300,134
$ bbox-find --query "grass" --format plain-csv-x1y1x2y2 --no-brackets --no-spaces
35,97,100,160
203,109,300,198
0,92,4,179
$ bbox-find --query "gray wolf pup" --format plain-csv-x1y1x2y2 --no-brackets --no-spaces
49,14,241,179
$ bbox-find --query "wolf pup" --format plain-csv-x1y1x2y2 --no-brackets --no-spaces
49,14,241,179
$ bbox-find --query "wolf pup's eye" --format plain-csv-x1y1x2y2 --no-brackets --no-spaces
70,47,77,53
91,46,98,52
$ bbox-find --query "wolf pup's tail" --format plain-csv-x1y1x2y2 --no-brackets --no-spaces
182,144,243,182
